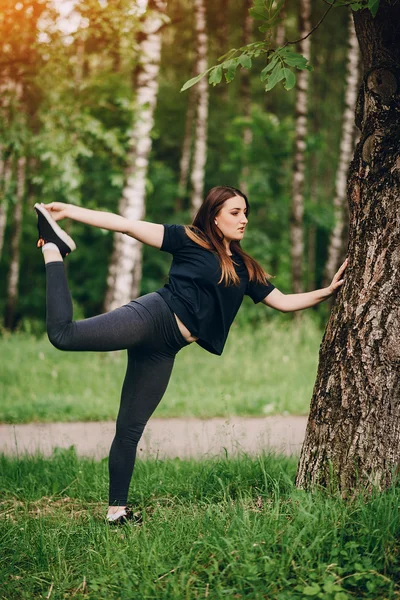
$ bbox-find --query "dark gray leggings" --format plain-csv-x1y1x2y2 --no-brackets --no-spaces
45,261,190,504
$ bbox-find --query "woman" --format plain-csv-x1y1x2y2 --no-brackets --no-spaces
34,186,348,524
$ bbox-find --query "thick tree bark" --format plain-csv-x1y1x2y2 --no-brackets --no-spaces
4,156,25,329
296,2,400,492
239,0,253,198
290,0,311,295
190,0,209,218
324,12,360,286
104,0,165,312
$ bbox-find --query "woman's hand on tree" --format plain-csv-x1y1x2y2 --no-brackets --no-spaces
328,258,349,294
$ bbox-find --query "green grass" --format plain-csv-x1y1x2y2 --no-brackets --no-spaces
0,449,399,599
0,316,321,423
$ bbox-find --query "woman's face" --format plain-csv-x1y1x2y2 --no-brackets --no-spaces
214,195,248,242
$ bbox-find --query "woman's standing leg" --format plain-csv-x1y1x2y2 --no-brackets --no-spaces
108,349,176,508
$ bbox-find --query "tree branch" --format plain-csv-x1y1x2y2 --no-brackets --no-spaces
282,0,337,48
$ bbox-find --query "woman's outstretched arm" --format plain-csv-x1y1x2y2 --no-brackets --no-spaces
41,202,164,249
262,258,349,312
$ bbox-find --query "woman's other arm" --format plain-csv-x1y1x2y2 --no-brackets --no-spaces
41,202,164,249
262,258,349,312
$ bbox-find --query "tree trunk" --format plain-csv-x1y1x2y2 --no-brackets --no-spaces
4,156,25,329
176,80,197,211
190,0,209,218
104,0,166,312
239,0,253,198
290,0,311,296
0,151,12,260
324,12,360,287
274,6,286,47
296,2,400,492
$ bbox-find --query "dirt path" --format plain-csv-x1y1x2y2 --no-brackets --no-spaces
0,416,307,459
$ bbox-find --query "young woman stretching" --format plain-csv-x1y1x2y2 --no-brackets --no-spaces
34,186,348,524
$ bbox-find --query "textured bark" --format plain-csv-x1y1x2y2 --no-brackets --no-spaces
296,2,400,492
190,0,209,218
290,0,311,295
324,12,360,286
239,0,254,198
105,0,165,312
4,156,25,329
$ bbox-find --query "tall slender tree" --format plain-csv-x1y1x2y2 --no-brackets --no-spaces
105,0,166,311
324,11,360,286
290,0,311,296
0,148,12,260
239,0,254,198
4,154,26,328
190,0,209,217
176,77,197,211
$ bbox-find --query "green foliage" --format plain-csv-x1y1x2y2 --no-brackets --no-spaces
181,41,312,94
335,0,380,17
0,0,353,327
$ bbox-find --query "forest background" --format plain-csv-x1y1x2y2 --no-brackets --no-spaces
0,0,354,334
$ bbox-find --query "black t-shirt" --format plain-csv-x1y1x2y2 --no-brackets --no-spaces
156,224,275,355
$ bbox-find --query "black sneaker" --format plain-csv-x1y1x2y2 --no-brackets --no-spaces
106,507,143,527
34,203,76,257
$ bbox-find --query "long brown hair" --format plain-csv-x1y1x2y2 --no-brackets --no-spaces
184,186,274,286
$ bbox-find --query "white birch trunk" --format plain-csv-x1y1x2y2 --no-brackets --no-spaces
239,0,253,197
324,12,360,285
0,151,12,260
290,0,311,295
4,156,25,329
104,0,166,312
177,81,197,208
190,0,209,217
275,6,286,47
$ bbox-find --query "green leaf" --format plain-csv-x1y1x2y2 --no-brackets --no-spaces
265,64,285,91
238,54,252,69
224,58,240,83
209,66,223,86
368,0,380,16
260,55,279,80
181,69,211,92
302,584,321,596
279,49,309,70
334,592,350,600
323,581,344,593
283,68,296,90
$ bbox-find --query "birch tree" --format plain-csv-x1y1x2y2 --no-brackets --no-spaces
239,0,254,198
290,0,311,296
0,149,12,260
324,12,360,285
4,155,26,329
176,80,197,210
105,0,166,311
190,0,209,217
